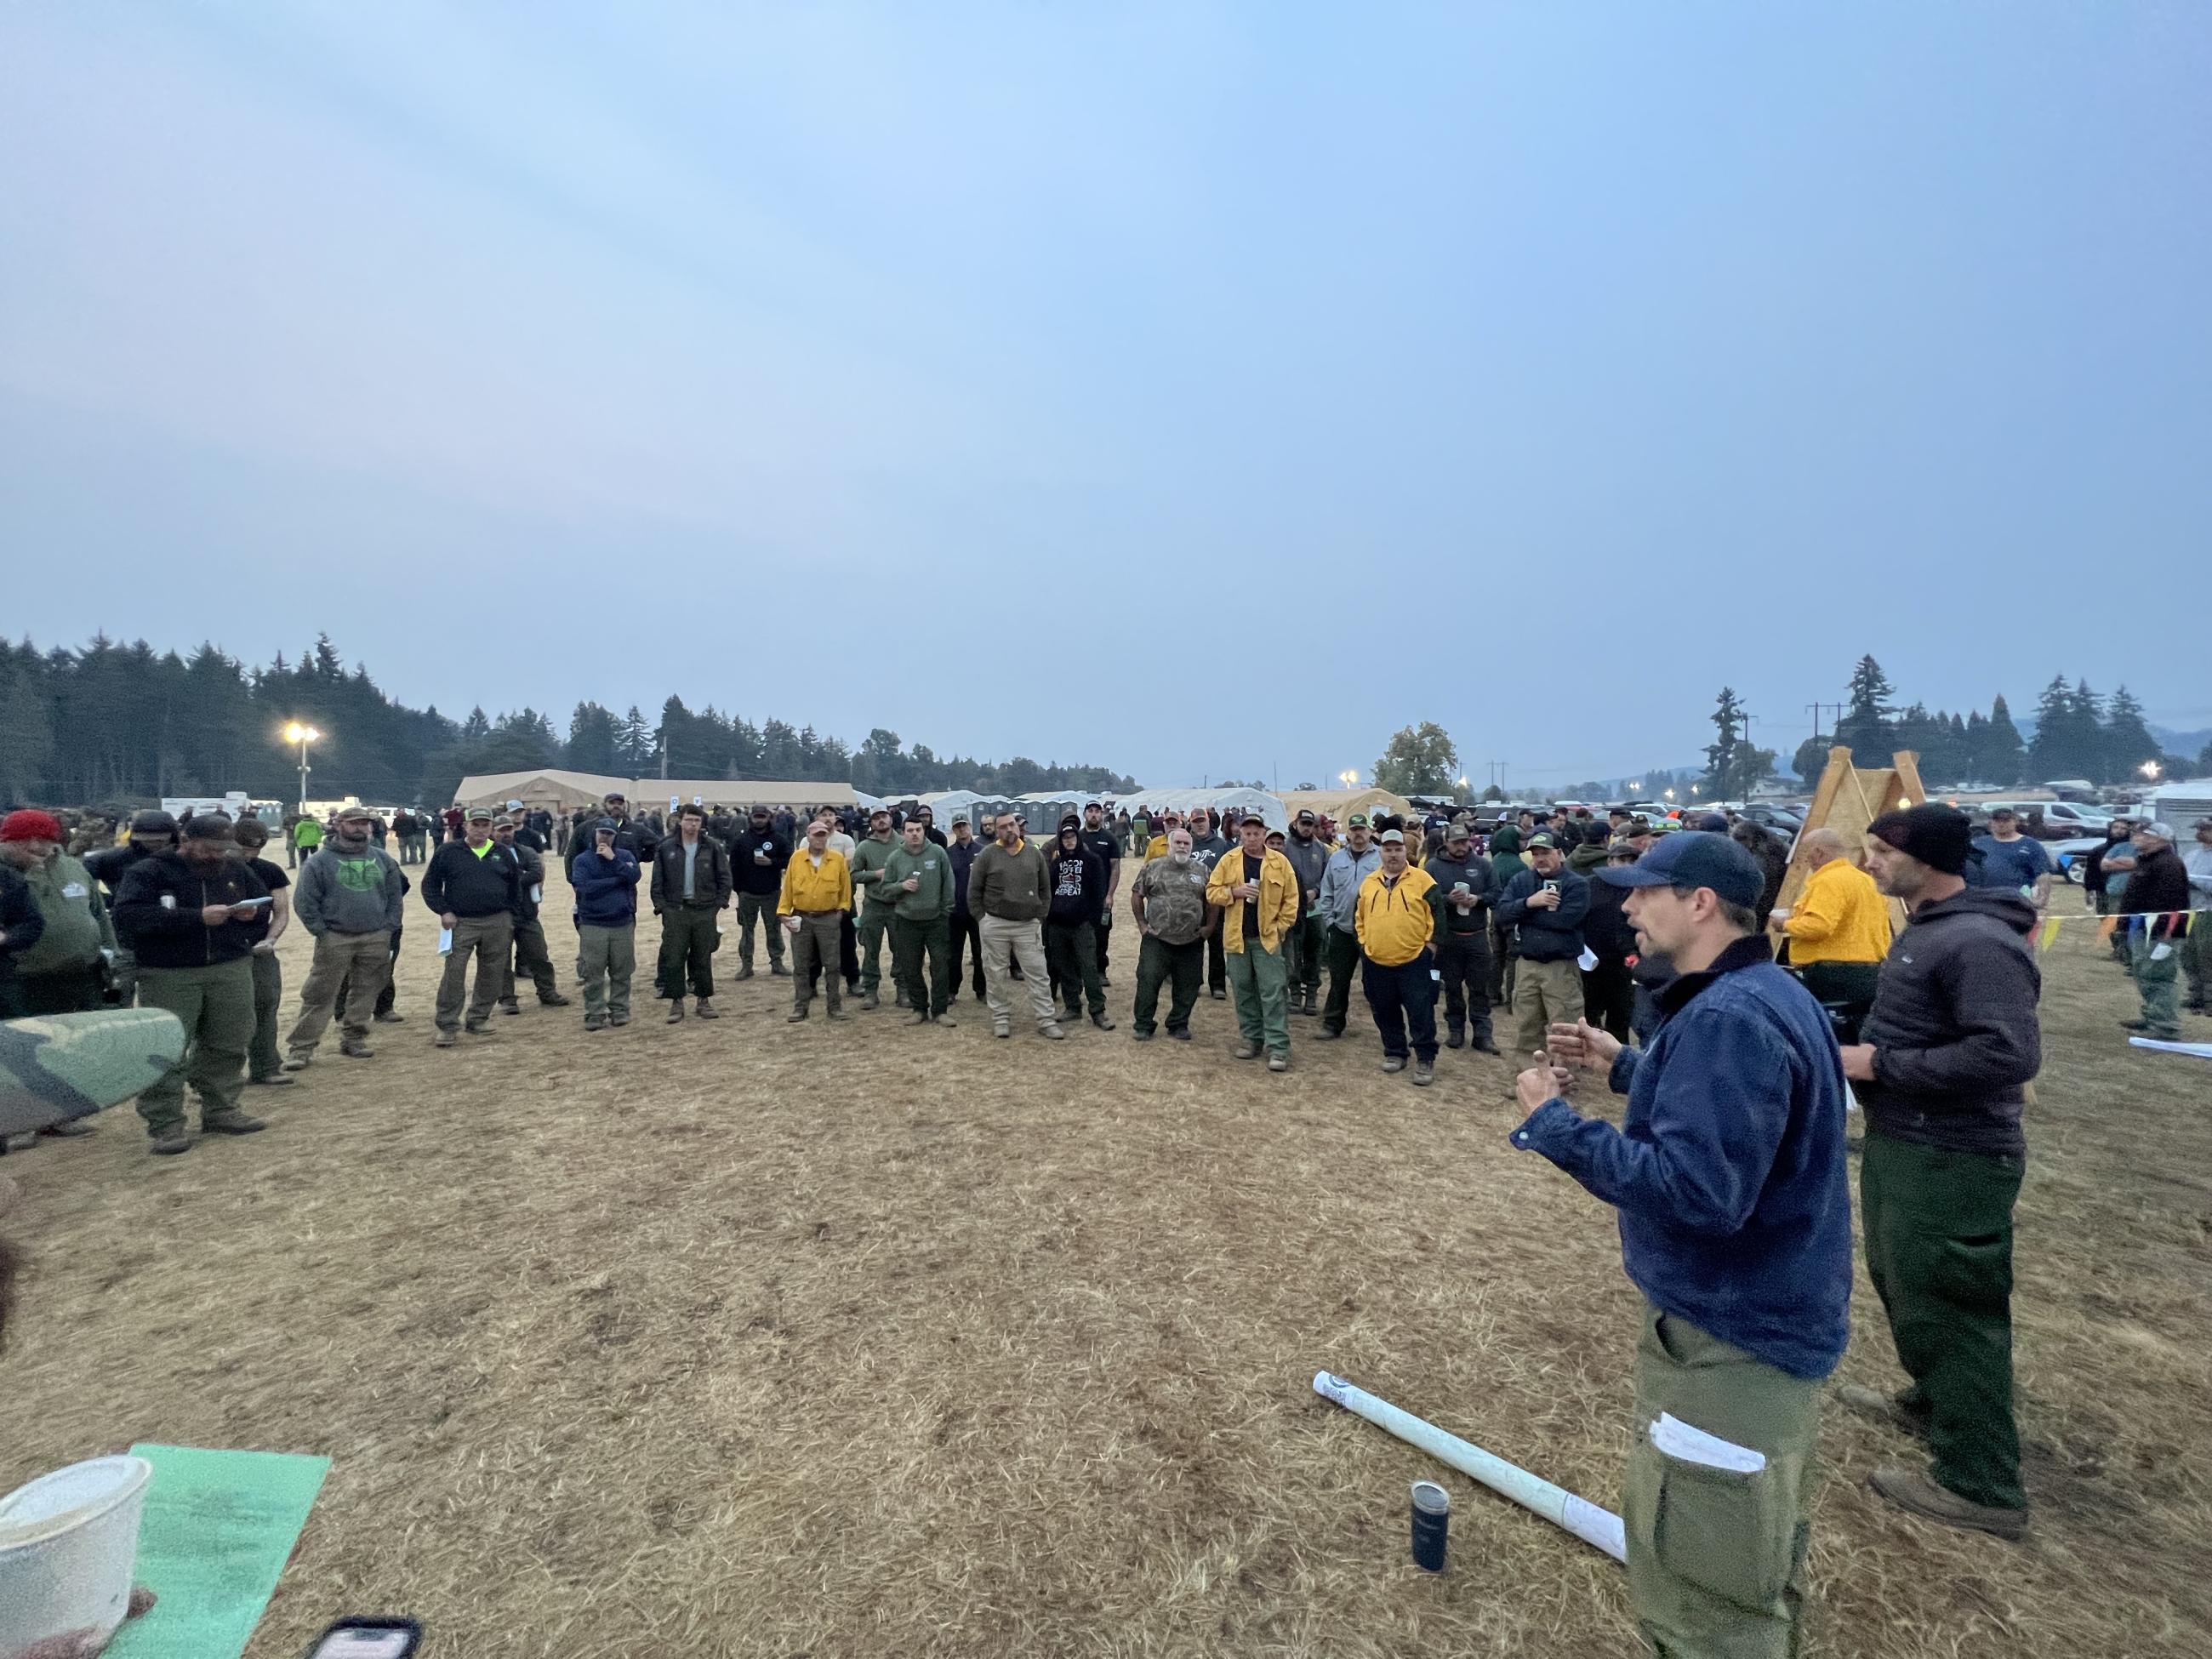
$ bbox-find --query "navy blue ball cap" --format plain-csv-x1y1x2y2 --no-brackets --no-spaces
1595,828,1763,907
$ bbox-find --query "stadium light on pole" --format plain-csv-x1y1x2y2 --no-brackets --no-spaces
1338,769,1358,790
282,721,320,812
2141,760,2161,781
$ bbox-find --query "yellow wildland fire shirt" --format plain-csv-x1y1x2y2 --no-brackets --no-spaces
1355,865,1440,966
1779,857,1893,966
778,847,852,915
1205,845,1301,953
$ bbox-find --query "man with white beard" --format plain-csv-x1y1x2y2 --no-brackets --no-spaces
1127,827,1211,1041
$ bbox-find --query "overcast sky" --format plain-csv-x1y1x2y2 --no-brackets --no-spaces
4,5,2207,788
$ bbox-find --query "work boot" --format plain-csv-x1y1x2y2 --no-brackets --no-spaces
464,1022,491,1037
373,1010,405,1023
737,965,755,981
340,1040,374,1059
434,1031,457,1048
770,963,790,978
910,1011,933,1026
1167,1027,1190,1041
1133,1028,1154,1042
1474,1033,1502,1055
609,1014,630,1028
1091,1011,1115,1031
149,1130,193,1156
696,999,719,1019
1835,1383,1931,1441
994,1021,1011,1039
893,989,909,1009
826,1006,851,1022
933,1012,958,1028
201,1109,267,1136
1210,988,1226,1001
2120,1018,2149,1032
539,993,572,1008
248,1074,295,1088
1039,1023,1066,1041
1411,1063,1434,1087
499,1000,522,1016
784,1007,807,1023
861,992,880,1012
38,1119,96,1136
1234,1042,1261,1060
1381,1055,1406,1074
1315,1027,1343,1041
1445,1024,1465,1051
668,999,687,1023
1868,1466,2028,1541
281,1052,312,1072
1268,1052,1290,1073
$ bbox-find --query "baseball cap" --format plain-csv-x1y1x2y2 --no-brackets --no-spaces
1348,813,1370,829
1524,832,1557,851
129,809,179,838
2138,819,2175,841
507,799,524,810
1295,809,1316,824
466,806,494,822
493,815,516,829
1059,812,1080,829
1377,828,1405,845
1445,822,1471,841
1596,830,1762,907
183,813,235,841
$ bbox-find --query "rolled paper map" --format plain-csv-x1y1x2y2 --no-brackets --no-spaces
1313,1370,1627,1564
0,1009,186,1137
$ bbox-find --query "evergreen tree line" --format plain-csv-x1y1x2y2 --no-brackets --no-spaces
0,633,1135,810
1786,656,2202,789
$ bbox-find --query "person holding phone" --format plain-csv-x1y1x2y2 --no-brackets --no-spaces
1493,831,1590,1059
111,813,271,1154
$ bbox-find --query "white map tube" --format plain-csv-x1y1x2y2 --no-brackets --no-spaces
1313,1370,1627,1564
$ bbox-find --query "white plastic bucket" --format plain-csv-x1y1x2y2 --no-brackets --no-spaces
0,1455,153,1653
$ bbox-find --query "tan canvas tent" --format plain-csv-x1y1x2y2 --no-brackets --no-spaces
453,772,855,812
452,769,630,812
1277,787,1417,826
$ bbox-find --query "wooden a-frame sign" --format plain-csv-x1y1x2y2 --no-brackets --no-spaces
1772,746,1928,929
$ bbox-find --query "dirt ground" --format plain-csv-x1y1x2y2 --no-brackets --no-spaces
3,854,2208,1657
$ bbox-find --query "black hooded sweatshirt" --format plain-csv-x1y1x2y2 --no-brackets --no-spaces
1046,835,1106,926
1861,886,2041,1159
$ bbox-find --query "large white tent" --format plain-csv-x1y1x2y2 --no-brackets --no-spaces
1121,787,1286,833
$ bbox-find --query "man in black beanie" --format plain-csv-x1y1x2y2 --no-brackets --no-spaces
1839,802,2040,1539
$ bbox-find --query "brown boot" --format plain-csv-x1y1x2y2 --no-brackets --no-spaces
696,998,719,1019
1868,1466,2027,1541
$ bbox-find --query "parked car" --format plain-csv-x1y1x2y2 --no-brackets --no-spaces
2048,836,2106,884
1968,800,2112,839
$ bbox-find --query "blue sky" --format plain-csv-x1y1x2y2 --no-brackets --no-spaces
3,4,2207,787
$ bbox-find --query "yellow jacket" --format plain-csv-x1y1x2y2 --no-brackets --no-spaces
1782,857,1891,966
1206,845,1301,952
1356,865,1439,966
778,847,853,915
1143,835,1169,863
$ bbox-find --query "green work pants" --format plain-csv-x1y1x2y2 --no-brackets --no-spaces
1132,933,1202,1035
857,902,894,995
2131,930,2181,1038
788,913,842,1012
1045,918,1105,1017
247,949,284,1080
891,915,953,1017
658,904,719,1000
735,891,784,969
1224,941,1291,1057
1861,1132,2026,1512
135,959,254,1132
13,962,105,1016
2184,913,2212,1009
1623,1302,1821,1659
1793,961,1881,1046
575,923,636,1023
435,914,512,1034
1320,925,1361,1035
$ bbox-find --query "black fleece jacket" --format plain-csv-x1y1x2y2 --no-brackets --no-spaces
1861,887,2041,1159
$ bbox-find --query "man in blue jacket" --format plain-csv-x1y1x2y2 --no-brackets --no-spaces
572,820,642,1031
1493,831,1589,1058
1511,830,1852,1658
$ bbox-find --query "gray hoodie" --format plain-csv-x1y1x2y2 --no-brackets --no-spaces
295,841,406,936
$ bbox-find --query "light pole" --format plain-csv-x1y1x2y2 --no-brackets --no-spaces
1338,769,1359,790
1456,774,1470,803
2141,760,2162,782
282,722,320,813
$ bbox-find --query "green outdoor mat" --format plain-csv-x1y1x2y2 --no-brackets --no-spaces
104,1444,330,1659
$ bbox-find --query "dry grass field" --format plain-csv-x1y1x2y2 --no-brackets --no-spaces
3,857,2208,1657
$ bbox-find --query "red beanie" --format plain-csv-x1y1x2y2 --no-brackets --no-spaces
0,810,65,844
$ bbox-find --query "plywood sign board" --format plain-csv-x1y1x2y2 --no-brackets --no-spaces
1772,747,1927,929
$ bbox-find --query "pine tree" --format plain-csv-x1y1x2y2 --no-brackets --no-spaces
1835,656,1895,761
1699,689,1748,800
2101,687,2160,784
1981,695,2026,786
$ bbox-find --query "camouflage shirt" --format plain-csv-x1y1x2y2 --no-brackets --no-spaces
1132,857,1211,945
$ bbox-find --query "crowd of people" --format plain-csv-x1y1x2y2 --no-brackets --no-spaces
3,778,2208,1655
